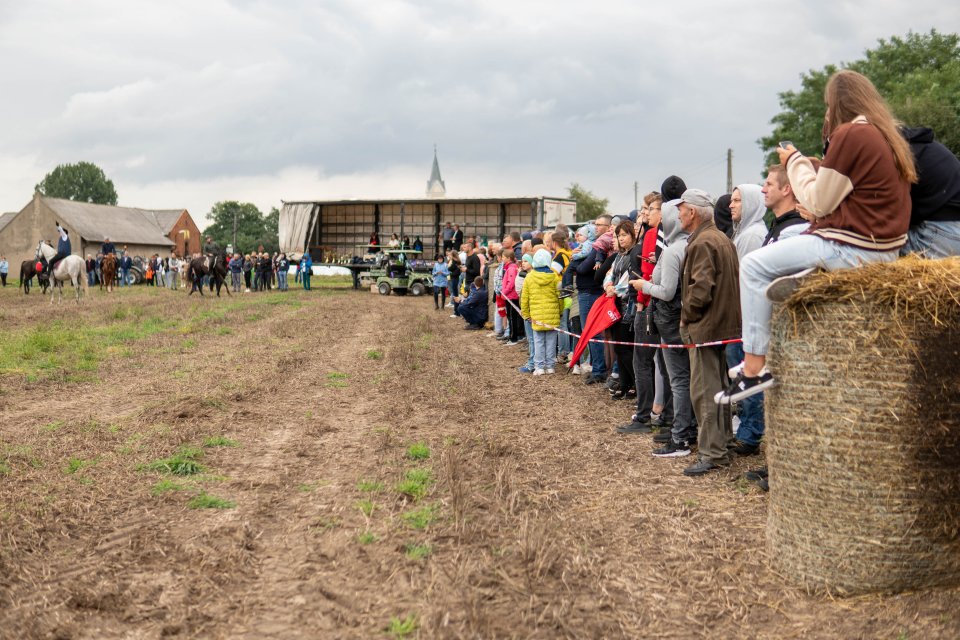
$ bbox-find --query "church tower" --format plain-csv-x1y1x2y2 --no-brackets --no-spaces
426,146,446,197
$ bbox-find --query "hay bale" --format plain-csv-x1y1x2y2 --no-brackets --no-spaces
766,256,960,595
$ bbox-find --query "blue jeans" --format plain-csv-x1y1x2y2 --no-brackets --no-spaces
740,234,898,356
726,342,764,445
524,319,535,368
120,267,129,286
577,291,607,378
532,329,558,370
87,270,95,286
278,271,288,290
901,220,960,259
558,308,571,356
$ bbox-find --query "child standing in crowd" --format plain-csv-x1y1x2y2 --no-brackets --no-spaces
432,254,450,310
521,248,561,375
500,248,521,344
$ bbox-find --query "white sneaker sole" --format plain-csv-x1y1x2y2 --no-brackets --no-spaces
652,448,692,458
765,268,815,303
728,361,744,379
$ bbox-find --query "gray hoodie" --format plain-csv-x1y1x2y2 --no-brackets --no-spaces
641,199,688,302
732,183,768,258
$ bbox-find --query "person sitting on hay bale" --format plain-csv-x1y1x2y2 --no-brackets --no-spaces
717,69,917,406
899,126,960,259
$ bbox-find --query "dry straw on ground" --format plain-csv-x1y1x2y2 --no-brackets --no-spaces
767,256,960,595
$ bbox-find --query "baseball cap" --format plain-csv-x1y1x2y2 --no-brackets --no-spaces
677,189,714,208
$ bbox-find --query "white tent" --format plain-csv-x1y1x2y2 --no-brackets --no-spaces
278,202,315,259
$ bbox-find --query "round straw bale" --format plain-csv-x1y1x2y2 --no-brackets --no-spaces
766,256,960,595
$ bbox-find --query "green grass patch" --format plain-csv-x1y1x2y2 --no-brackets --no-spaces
187,491,235,509
386,613,418,639
64,457,95,475
151,478,186,495
405,442,430,460
357,478,384,492
202,436,239,448
401,504,438,530
356,499,376,517
395,468,432,501
0,460,11,476
366,349,383,360
41,420,65,432
357,531,379,545
143,446,205,476
404,542,432,561
216,327,232,336
326,372,350,388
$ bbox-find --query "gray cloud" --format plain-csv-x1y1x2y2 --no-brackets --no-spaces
1,1,957,220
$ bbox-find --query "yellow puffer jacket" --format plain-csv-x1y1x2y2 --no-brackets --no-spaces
520,269,561,331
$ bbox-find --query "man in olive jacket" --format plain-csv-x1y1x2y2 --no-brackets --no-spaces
678,189,741,476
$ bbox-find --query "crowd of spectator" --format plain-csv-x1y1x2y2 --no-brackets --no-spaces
438,70,960,482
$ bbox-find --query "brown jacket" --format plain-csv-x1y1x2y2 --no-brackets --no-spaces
681,219,741,343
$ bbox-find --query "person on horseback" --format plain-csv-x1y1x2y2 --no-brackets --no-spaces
101,236,116,255
43,222,72,276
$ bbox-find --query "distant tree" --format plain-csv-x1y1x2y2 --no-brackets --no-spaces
759,30,960,167
568,183,610,222
36,161,118,205
202,201,279,254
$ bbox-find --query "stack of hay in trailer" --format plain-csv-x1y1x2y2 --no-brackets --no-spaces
766,256,960,595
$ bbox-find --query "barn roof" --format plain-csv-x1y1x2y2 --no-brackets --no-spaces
42,198,175,246
0,211,16,234
139,209,186,234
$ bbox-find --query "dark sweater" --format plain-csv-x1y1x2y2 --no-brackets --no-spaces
902,126,960,225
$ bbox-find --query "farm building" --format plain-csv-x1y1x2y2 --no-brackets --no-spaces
278,196,577,262
0,193,201,264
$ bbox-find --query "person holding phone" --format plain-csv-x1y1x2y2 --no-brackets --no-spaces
719,70,916,405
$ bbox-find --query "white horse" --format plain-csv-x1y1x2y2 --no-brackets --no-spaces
36,241,87,304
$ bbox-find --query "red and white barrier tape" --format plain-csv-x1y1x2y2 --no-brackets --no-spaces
501,296,741,350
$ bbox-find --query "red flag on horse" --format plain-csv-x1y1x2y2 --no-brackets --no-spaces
568,294,620,368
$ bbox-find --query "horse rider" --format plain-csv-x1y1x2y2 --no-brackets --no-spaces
203,236,224,265
101,236,116,255
43,222,72,276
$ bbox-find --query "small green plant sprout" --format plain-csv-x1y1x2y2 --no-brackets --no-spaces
405,442,430,461
187,492,235,509
326,372,349,388
357,531,379,545
387,613,418,639
404,542,432,561
366,349,383,360
202,436,239,448
144,447,205,476
401,504,438,530
42,420,65,432
0,460,11,476
356,499,376,518
357,479,384,492
151,478,186,495
65,457,95,475
395,468,433,501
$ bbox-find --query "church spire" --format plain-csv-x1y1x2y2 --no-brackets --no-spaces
426,145,446,197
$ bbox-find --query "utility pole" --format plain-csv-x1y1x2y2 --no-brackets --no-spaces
633,181,638,210
232,209,237,252
726,148,733,194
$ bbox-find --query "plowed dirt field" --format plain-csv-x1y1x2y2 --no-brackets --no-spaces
1,281,957,639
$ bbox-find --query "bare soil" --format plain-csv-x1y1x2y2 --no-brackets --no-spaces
0,283,957,639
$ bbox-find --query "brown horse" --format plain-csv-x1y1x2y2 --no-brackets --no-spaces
100,253,118,292
19,260,49,295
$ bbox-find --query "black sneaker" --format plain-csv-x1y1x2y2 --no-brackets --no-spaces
616,420,653,434
732,441,760,456
683,456,726,477
605,376,620,392
715,370,775,405
652,439,691,458
757,477,769,491
744,467,768,482
584,375,606,386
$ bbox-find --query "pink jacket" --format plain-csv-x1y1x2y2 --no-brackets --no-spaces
501,262,519,300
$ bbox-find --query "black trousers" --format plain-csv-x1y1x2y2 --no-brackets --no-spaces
433,286,447,309
611,321,635,391
633,307,674,422
506,298,525,341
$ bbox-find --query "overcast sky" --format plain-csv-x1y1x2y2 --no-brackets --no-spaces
1,1,957,224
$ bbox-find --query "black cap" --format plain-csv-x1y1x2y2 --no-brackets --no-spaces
660,175,687,202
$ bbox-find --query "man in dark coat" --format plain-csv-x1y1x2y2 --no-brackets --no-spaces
456,277,488,329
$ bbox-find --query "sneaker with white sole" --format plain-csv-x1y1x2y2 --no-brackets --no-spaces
652,439,692,457
765,267,816,302
532,368,546,376
715,370,775,405
572,364,581,375
545,368,555,374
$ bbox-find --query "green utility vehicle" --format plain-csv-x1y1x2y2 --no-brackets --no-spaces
365,249,432,296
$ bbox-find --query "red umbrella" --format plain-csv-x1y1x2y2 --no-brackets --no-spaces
569,295,620,368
